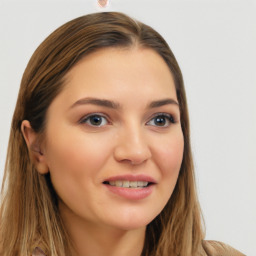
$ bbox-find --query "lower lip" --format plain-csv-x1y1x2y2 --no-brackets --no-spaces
103,184,154,200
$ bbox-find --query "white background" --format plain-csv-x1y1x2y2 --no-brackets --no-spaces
0,0,255,255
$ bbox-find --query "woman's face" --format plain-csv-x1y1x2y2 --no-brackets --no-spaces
42,47,184,230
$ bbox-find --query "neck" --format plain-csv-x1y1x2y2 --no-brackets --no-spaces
60,207,146,256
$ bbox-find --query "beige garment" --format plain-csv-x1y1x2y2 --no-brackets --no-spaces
32,240,246,256
202,240,246,256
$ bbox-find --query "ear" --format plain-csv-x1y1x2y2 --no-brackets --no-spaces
21,120,49,174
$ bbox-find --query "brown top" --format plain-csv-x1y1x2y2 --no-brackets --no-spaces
32,240,246,256
202,240,246,256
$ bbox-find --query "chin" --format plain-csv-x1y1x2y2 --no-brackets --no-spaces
105,213,155,231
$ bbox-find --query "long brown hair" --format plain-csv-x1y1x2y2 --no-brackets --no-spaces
0,12,205,256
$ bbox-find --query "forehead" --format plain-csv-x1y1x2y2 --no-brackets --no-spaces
46,47,178,117
63,47,176,97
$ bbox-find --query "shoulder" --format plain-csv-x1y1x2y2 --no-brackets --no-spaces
202,240,246,256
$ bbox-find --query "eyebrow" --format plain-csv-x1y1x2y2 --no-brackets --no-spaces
70,97,179,109
70,97,121,109
148,98,179,108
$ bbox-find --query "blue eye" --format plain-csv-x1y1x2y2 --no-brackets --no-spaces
80,114,108,127
147,114,175,127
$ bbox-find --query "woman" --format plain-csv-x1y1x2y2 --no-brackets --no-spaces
0,12,245,256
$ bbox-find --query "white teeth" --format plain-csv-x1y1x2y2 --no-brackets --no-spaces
107,180,149,188
137,181,144,187
116,180,123,187
138,181,148,187
123,181,129,188
130,181,137,188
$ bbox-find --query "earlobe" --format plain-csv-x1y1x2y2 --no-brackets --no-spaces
21,120,49,174
36,162,49,174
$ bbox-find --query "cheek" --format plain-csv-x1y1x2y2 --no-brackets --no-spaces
155,131,184,177
44,127,114,177
148,130,184,216
43,128,115,213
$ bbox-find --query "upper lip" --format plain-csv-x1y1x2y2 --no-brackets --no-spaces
103,174,157,183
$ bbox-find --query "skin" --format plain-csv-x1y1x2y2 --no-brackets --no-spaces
22,47,184,256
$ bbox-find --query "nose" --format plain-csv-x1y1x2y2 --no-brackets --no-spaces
113,125,152,165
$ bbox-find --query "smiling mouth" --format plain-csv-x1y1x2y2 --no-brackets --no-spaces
103,180,152,188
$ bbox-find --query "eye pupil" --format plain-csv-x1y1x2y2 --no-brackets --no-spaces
90,115,102,125
154,116,166,126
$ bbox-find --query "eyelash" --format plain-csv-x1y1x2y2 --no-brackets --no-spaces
146,113,175,127
79,113,109,127
79,113,176,128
